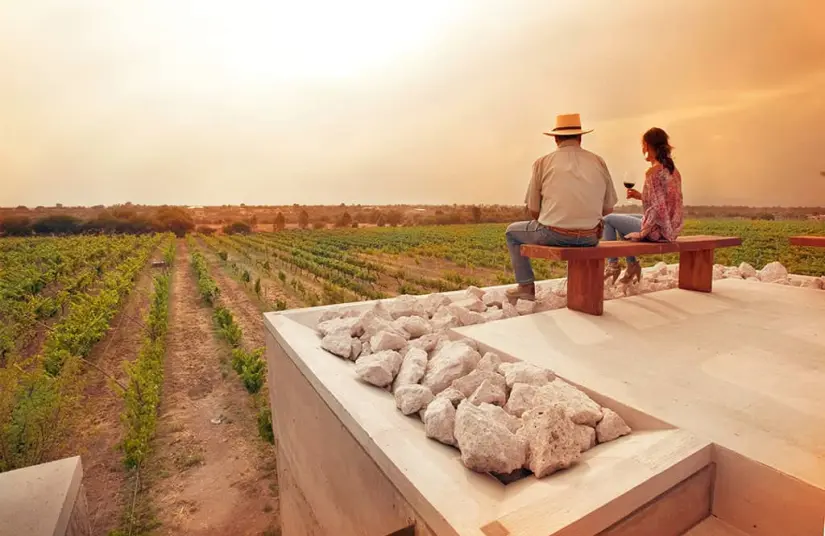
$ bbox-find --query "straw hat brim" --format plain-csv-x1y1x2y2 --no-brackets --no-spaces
543,128,593,136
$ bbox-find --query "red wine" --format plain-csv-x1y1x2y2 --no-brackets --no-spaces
623,182,635,189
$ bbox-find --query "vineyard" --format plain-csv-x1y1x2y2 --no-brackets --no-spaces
0,219,823,534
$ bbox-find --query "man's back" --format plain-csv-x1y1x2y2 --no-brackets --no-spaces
525,140,617,230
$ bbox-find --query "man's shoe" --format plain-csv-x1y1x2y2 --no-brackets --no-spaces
506,283,535,302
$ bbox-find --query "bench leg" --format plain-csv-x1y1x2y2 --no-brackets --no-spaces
679,250,713,292
567,259,605,315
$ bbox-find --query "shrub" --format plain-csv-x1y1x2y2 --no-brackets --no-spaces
257,406,275,443
231,347,266,394
218,251,228,261
223,221,251,235
213,307,242,347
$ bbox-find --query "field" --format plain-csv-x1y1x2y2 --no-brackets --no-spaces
0,219,824,534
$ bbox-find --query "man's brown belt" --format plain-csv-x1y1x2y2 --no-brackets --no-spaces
545,222,603,239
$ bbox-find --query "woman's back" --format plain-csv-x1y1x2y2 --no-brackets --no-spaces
641,164,683,241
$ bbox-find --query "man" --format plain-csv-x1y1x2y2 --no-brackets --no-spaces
505,113,617,301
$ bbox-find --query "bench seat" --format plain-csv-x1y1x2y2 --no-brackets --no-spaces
789,236,825,248
521,235,742,315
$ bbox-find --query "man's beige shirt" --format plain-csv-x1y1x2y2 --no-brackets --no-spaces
524,140,618,229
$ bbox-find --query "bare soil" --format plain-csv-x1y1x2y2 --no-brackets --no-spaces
57,266,156,535
145,240,278,535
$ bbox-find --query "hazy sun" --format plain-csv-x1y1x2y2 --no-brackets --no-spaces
166,0,462,81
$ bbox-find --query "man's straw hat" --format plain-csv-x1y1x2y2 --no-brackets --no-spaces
543,113,593,137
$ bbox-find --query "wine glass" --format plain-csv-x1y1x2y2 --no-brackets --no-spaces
622,173,636,202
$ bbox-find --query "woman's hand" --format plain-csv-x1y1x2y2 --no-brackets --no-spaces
626,188,642,200
625,232,642,241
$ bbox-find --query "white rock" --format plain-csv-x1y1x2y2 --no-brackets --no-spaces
482,289,506,308
498,362,554,388
452,369,506,398
501,301,519,318
465,286,486,300
360,340,372,356
595,408,631,443
317,316,362,337
393,347,428,391
504,383,537,417
554,279,568,297
712,264,726,280
452,297,486,313
387,295,427,320
435,386,466,407
393,316,432,339
454,401,526,474
320,331,353,359
651,261,669,276
421,293,452,317
350,338,362,361
738,262,757,279
354,350,403,387
360,311,409,340
318,309,343,324
483,308,505,322
574,425,597,452
457,337,480,353
422,342,480,394
468,378,507,406
534,292,566,313
534,379,603,427
477,352,502,372
395,384,434,415
406,332,438,354
723,267,743,279
370,330,407,352
516,299,536,315
793,276,824,289
477,403,522,434
448,303,487,326
746,276,759,282
758,261,788,283
423,397,457,446
517,406,581,478
431,306,460,330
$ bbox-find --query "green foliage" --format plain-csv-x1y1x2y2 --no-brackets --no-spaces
213,306,242,347
189,248,219,305
254,277,262,297
241,270,251,283
120,260,173,468
231,347,266,394
257,405,274,444
218,250,228,261
278,270,286,282
274,299,287,311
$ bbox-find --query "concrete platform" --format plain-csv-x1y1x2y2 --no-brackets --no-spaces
457,279,825,536
264,279,825,536
0,456,90,536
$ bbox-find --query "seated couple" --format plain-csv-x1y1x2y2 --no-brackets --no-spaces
505,113,684,302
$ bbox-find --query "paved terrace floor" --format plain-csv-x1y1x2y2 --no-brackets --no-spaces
456,279,825,493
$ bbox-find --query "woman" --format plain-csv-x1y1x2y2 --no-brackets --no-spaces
603,127,684,284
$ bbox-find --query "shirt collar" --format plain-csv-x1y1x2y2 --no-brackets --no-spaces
557,140,582,149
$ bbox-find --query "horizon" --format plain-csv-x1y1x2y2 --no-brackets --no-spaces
1,1,824,207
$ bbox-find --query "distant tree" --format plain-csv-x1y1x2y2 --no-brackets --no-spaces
351,222,359,229
376,214,386,227
55,203,63,209
274,212,286,231
154,206,195,237
196,226,217,235
250,214,258,227
386,210,402,227
0,216,32,236
15,205,29,211
298,210,309,229
223,221,252,234
336,211,352,227
32,215,82,235
312,221,326,230
471,205,482,224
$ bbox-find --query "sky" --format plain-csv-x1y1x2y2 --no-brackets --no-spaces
1,0,824,207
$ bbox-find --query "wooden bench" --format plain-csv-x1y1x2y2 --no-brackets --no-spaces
789,236,825,248
521,235,742,315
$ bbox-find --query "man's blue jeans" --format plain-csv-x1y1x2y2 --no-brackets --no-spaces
602,213,643,264
505,221,599,285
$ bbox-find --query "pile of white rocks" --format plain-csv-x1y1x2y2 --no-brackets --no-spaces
316,288,631,479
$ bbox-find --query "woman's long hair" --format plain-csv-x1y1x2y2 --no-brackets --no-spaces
643,127,675,173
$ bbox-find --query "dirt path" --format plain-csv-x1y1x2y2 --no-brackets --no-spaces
59,266,155,535
145,240,278,536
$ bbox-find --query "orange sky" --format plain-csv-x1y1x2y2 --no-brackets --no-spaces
1,1,824,207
